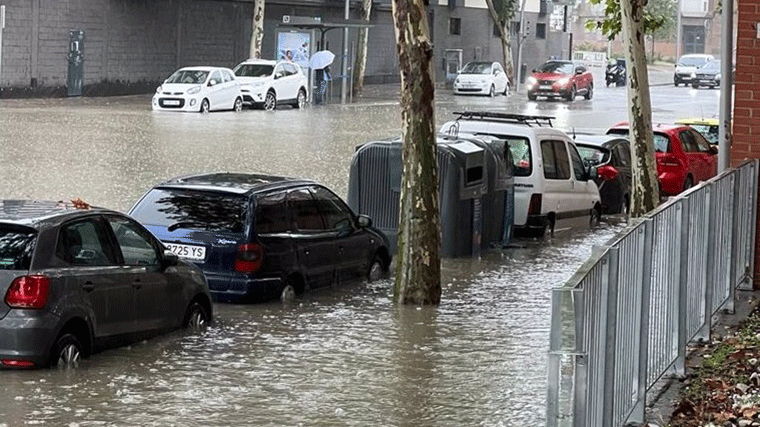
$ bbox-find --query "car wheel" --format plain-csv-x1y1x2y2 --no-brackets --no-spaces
200,98,210,113
503,82,509,96
233,97,243,112
295,89,307,109
674,79,679,87
692,83,699,89
584,83,593,100
263,91,277,111
590,205,602,228
51,333,83,368
527,93,537,101
367,254,386,282
280,282,296,302
183,302,209,330
683,175,694,192
488,85,495,97
566,85,576,101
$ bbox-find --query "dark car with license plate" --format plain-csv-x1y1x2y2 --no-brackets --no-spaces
0,200,212,369
128,173,392,303
574,135,632,215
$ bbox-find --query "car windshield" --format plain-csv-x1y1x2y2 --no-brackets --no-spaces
689,125,719,144
678,56,710,67
460,62,492,74
165,70,209,84
234,64,274,78
699,61,721,72
607,129,671,152
576,145,608,166
130,189,246,233
0,225,36,270
536,62,574,74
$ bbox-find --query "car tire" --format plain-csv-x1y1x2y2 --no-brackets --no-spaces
264,91,277,111
527,93,537,101
503,82,509,96
51,333,83,368
674,79,679,87
294,89,307,109
584,83,593,100
590,205,602,228
683,175,694,192
280,282,296,302
367,254,386,282
566,85,576,101
183,302,209,330
233,97,243,112
200,99,210,113
692,83,699,89
488,85,495,97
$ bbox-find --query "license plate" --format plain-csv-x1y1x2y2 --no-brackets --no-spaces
539,85,553,90
163,100,180,106
164,242,206,261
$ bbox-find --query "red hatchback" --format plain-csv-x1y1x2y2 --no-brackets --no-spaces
606,123,718,196
526,60,594,101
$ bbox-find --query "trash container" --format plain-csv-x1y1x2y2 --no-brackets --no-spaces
67,30,85,97
347,133,513,257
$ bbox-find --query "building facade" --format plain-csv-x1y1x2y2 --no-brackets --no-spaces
0,0,568,96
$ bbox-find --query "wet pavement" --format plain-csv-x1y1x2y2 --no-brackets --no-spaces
0,73,719,426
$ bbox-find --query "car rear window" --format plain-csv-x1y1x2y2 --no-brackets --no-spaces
0,225,36,270
234,64,274,78
130,189,246,233
607,129,671,153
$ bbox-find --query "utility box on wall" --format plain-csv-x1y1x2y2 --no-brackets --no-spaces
67,30,84,97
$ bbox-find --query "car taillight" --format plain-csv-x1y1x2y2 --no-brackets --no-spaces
235,244,264,273
658,154,683,167
5,275,50,309
597,165,619,181
2,359,35,368
528,194,542,215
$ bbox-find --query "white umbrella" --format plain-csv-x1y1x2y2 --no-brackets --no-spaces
309,51,335,70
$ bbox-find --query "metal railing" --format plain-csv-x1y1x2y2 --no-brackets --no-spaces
546,160,759,427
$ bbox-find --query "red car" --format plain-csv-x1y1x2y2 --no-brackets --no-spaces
526,60,594,101
606,123,718,196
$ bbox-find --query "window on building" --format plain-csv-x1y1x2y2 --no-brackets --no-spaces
511,21,520,37
449,17,461,35
536,23,546,39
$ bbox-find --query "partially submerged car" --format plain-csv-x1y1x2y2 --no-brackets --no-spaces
574,135,632,215
233,59,308,110
152,66,243,113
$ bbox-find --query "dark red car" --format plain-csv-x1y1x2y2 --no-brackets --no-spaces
526,60,594,101
606,123,718,196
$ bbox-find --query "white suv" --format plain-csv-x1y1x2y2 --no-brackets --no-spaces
441,112,602,237
233,59,309,110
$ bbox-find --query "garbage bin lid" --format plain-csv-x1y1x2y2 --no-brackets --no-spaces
449,141,482,155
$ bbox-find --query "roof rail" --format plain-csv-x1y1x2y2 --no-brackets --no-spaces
452,111,555,128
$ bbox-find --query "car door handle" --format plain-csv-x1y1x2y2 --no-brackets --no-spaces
81,281,94,292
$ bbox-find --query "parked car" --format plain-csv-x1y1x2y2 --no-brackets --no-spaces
233,59,309,110
526,60,594,101
453,61,509,97
674,54,714,86
676,118,719,145
0,200,212,369
607,123,718,196
152,66,243,113
692,59,721,89
128,173,391,303
574,135,632,215
440,112,601,237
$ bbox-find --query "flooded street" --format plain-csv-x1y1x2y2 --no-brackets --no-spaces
0,81,717,425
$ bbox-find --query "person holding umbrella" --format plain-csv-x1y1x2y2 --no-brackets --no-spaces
310,50,335,105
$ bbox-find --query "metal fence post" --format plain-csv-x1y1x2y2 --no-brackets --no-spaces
746,161,759,289
676,198,690,377
724,173,738,314
629,219,654,424
695,184,715,342
602,248,620,427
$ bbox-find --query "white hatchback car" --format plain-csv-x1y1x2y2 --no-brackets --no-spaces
453,61,510,97
441,112,601,237
674,54,714,86
152,66,243,113
233,59,309,110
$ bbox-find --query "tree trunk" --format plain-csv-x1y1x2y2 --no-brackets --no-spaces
352,0,372,96
484,0,514,88
391,0,441,305
620,0,660,215
249,0,265,59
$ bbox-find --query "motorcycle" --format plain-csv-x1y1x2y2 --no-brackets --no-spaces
605,58,626,87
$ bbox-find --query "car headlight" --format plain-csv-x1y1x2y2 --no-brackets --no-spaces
527,76,537,85
454,78,460,85
690,72,696,78
558,78,570,86
252,81,266,88
155,85,162,93
186,86,201,95
716,73,721,80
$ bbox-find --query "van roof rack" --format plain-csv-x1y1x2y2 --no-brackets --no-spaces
452,111,555,127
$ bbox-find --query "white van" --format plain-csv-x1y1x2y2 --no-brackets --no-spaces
441,112,601,237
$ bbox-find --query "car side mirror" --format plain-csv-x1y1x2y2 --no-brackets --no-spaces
709,146,719,155
162,250,180,268
575,68,584,75
357,215,372,228
208,80,217,87
587,166,598,181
